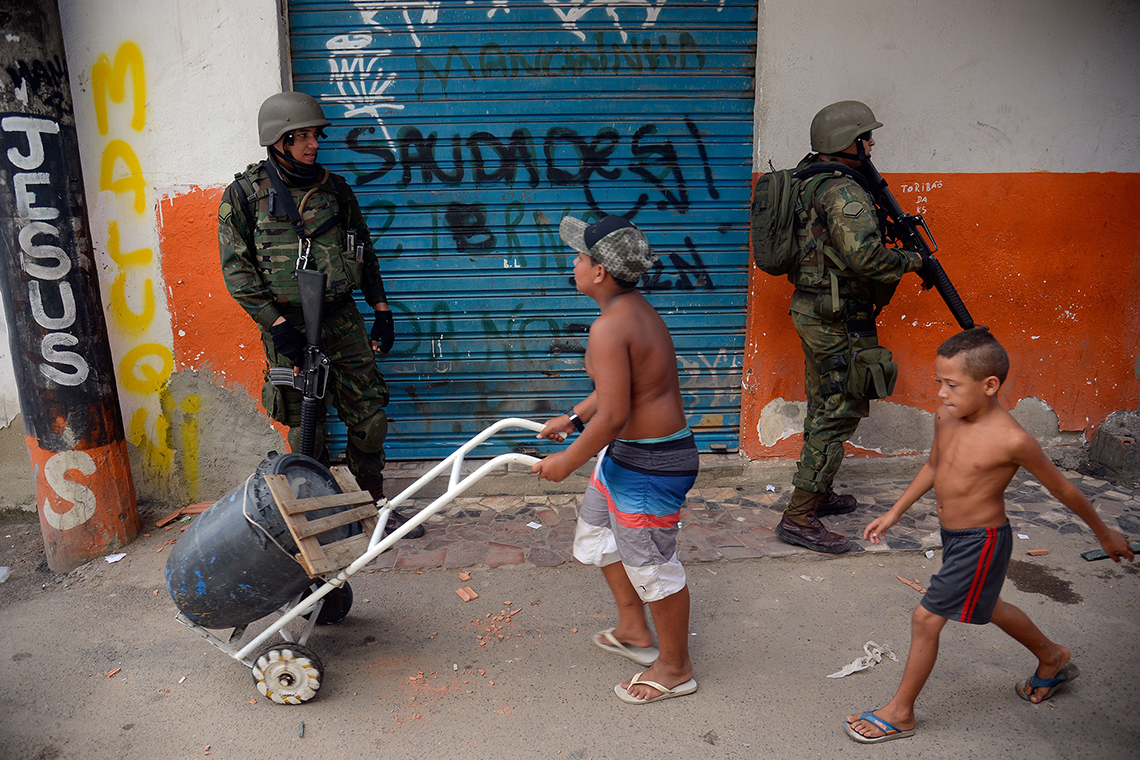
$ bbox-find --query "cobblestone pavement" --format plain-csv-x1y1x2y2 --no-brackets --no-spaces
371,458,1140,571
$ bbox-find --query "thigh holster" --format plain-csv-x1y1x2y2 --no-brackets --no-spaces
845,319,897,400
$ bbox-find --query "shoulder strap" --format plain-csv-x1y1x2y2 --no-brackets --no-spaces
263,160,341,245
799,174,830,213
793,161,873,194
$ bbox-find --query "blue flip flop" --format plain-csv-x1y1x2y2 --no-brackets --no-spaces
1017,661,1080,702
844,710,915,744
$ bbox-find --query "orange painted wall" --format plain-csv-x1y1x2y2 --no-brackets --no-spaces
158,188,270,411
155,175,1140,462
741,172,1140,459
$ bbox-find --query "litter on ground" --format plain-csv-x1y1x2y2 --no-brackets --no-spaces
827,641,898,678
896,576,925,593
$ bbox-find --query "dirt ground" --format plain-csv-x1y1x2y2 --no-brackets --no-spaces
0,509,60,604
0,502,1137,760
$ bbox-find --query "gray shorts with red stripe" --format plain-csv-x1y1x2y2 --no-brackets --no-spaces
921,522,1013,624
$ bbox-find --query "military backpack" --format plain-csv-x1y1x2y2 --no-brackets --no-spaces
750,161,834,276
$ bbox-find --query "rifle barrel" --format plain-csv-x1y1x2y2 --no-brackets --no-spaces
928,258,975,330
862,160,976,330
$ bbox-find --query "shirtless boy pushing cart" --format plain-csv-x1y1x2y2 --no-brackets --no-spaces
532,214,699,705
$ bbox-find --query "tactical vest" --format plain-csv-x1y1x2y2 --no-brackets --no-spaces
234,162,361,307
789,170,897,320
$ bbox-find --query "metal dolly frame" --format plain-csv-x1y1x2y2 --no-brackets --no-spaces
174,417,544,704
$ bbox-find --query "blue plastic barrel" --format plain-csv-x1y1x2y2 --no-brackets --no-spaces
165,453,361,629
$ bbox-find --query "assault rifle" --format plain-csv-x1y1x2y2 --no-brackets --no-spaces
269,268,331,459
859,159,978,330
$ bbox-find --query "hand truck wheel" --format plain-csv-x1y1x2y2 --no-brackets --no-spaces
302,582,353,625
251,642,324,704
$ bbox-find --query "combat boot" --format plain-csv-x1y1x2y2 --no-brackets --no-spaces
815,487,859,516
358,475,425,539
775,490,851,553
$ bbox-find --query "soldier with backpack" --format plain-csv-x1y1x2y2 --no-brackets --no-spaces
217,91,423,537
753,100,935,553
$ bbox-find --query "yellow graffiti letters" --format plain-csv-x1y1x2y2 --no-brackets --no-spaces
99,139,146,214
107,222,155,333
129,407,173,473
119,343,173,395
91,42,146,135
179,394,200,501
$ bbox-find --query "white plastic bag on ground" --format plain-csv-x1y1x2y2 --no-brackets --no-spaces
827,641,898,678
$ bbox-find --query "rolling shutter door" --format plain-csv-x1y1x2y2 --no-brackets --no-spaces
287,0,757,459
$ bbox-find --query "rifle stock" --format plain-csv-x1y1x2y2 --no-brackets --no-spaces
860,160,977,330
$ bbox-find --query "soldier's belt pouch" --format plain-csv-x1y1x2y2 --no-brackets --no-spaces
846,324,897,400
812,290,844,321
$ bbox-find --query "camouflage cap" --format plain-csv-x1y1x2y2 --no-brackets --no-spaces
559,214,658,284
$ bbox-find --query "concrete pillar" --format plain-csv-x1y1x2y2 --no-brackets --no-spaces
0,0,140,572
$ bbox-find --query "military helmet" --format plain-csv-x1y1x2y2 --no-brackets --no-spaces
810,100,883,154
257,92,330,147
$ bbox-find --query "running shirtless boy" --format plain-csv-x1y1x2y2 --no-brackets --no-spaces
532,214,700,704
845,328,1134,743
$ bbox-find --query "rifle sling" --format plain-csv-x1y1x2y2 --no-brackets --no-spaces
263,157,341,244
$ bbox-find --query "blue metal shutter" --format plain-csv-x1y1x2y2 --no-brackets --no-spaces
287,1,756,459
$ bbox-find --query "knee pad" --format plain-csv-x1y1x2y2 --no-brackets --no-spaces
816,439,845,485
345,410,388,481
792,435,845,491
347,409,388,454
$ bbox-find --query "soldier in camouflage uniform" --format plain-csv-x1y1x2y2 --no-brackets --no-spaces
775,101,932,553
218,91,422,537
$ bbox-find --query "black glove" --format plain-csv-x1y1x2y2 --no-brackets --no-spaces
371,310,395,354
917,254,938,291
269,321,306,365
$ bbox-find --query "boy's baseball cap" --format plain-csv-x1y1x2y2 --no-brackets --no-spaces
559,214,658,283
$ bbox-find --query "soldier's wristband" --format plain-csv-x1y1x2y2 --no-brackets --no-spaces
563,407,585,432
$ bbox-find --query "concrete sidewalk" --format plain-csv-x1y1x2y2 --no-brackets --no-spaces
0,455,1137,759
377,454,1140,570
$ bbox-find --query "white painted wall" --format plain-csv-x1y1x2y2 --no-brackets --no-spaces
0,0,283,431
61,0,285,187
2,0,1137,498
755,0,1140,173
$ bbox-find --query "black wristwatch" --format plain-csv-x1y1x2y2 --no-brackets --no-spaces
563,407,585,432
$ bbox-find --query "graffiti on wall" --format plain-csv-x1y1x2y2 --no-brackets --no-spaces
1,115,89,386
89,42,200,499
297,0,750,452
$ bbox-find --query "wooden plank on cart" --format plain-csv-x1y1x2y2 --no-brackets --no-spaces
262,473,378,578
330,465,379,538
317,533,371,572
274,490,374,515
290,505,377,540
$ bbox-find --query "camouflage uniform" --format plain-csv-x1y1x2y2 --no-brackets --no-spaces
787,155,923,494
218,161,390,483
